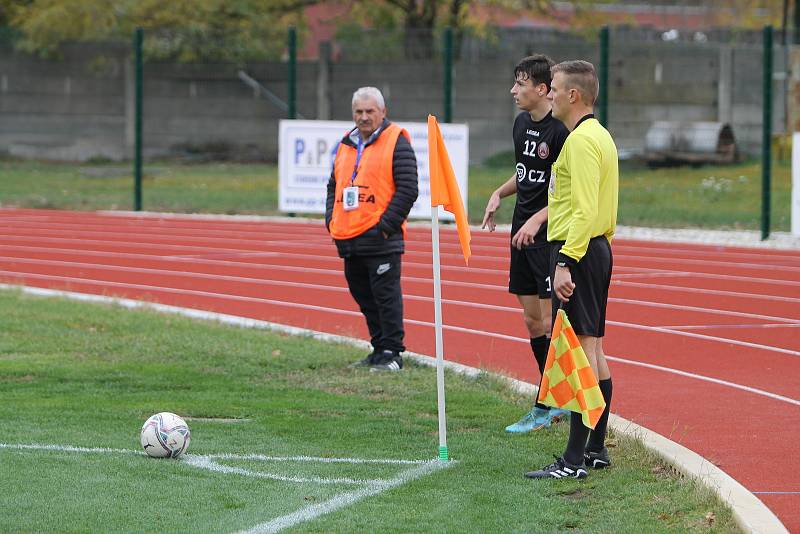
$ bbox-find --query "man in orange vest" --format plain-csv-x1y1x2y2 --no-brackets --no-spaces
325,87,419,371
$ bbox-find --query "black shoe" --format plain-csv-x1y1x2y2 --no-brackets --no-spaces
348,349,380,368
584,447,611,469
525,456,588,480
369,350,403,372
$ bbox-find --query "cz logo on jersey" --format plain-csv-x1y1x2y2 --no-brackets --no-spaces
516,163,546,183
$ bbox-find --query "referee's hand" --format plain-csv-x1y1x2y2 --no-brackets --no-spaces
554,265,575,302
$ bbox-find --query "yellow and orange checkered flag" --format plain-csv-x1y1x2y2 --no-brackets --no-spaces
537,309,607,429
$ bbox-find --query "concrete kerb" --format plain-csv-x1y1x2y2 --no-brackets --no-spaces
3,283,788,534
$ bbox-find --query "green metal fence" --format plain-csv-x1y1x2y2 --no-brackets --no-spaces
0,23,788,234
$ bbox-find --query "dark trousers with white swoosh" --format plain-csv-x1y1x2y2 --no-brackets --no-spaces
344,253,405,353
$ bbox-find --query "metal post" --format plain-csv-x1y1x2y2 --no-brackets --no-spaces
443,27,453,123
762,25,773,240
794,0,800,45
598,26,610,127
288,26,297,119
134,28,143,212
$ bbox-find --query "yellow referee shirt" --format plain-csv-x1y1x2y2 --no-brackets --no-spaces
547,116,618,264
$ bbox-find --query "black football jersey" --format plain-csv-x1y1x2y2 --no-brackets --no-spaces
511,110,569,247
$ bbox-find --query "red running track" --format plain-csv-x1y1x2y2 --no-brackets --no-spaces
2,208,799,530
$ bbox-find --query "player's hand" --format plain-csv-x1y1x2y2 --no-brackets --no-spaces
554,265,575,303
481,193,500,231
511,218,541,250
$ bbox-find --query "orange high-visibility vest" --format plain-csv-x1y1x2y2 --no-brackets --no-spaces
329,123,409,240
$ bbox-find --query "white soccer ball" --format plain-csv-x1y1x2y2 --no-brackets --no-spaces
140,412,191,459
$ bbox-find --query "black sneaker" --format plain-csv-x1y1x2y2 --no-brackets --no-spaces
584,447,611,469
525,456,588,480
348,349,380,368
369,350,403,372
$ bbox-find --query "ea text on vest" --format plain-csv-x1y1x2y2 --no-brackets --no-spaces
336,192,376,204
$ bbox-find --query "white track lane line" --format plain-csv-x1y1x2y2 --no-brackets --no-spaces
36,216,794,263
7,225,793,282
604,356,800,407
0,257,800,329
608,297,800,325
3,236,800,299
611,242,800,261
8,209,800,257
615,279,800,304
3,268,800,363
659,323,800,331
5,234,800,290
8,225,800,275
612,266,800,287
3,250,800,326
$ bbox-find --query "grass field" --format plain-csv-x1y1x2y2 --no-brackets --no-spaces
0,289,740,532
0,156,791,231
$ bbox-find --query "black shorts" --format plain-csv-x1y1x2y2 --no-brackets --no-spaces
508,244,552,298
550,236,613,337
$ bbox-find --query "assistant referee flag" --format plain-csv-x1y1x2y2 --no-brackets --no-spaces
537,309,606,429
428,115,471,264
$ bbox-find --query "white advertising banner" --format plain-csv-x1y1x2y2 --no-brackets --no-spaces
278,119,469,220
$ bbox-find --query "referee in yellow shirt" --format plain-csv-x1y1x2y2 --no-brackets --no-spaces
526,60,618,480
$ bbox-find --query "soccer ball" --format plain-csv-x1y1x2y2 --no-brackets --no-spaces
140,412,191,459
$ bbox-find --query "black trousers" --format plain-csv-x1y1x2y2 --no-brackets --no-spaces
343,253,405,353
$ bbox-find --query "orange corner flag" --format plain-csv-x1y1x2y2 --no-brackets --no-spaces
537,309,607,429
427,114,471,264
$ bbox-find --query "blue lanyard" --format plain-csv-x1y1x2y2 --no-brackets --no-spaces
350,137,364,186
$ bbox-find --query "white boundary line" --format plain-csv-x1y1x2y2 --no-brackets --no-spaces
0,442,452,530
236,461,448,534
0,283,788,533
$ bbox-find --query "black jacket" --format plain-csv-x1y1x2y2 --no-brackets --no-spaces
325,119,419,258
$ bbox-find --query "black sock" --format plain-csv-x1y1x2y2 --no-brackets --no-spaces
587,378,613,452
563,412,592,466
530,336,549,411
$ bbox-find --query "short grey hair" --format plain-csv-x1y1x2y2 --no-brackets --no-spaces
351,87,385,110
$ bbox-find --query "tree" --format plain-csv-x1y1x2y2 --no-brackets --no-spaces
330,0,608,59
5,0,309,60
7,1,789,61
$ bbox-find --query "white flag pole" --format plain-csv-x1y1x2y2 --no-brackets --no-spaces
430,205,449,461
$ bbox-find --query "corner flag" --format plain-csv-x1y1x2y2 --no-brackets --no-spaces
537,309,607,429
428,114,471,264
426,114,472,462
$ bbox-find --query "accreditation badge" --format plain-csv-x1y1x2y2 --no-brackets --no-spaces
343,186,359,211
